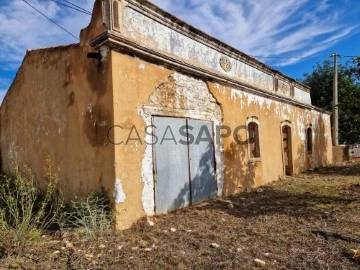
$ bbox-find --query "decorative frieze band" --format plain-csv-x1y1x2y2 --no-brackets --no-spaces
100,0,312,105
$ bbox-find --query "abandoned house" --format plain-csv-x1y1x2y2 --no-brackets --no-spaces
0,0,333,229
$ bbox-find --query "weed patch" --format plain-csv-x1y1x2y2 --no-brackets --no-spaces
0,163,63,253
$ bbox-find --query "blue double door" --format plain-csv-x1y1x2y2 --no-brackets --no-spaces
153,116,217,214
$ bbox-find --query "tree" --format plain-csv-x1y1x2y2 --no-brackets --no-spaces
302,58,360,144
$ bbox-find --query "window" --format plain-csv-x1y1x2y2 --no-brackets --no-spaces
306,127,313,154
248,121,260,159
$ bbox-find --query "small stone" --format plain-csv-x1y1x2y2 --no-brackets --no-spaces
344,248,359,257
144,248,152,252
42,235,46,238
163,230,168,233
99,244,106,249
61,247,66,251
117,245,123,250
186,230,193,233
49,240,61,245
53,250,60,255
66,242,74,249
236,248,243,252
146,219,155,227
222,199,234,209
263,253,271,257
254,259,266,267
210,243,219,248
170,228,177,232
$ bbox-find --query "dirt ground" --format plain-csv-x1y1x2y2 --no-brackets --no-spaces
1,163,360,269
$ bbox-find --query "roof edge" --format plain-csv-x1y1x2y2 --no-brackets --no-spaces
1,44,79,106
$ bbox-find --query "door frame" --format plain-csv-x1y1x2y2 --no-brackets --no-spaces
139,105,224,216
280,121,294,177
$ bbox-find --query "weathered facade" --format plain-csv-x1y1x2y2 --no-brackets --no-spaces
1,0,333,229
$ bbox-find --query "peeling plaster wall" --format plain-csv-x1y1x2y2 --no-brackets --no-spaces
294,87,312,104
114,178,126,203
209,83,332,195
112,52,173,229
0,0,331,231
139,73,223,216
119,4,312,105
123,7,274,92
112,52,224,228
111,50,332,229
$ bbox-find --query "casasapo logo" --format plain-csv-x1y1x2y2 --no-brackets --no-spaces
107,125,248,146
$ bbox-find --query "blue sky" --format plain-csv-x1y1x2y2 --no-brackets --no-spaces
0,0,359,101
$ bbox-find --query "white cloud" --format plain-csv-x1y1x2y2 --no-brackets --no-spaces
152,0,357,66
0,0,93,68
276,26,357,66
0,0,357,80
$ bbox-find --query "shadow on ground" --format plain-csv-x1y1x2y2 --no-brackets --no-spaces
307,163,360,176
195,185,357,221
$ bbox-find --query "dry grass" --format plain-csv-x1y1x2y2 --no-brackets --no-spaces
0,164,63,256
1,163,360,269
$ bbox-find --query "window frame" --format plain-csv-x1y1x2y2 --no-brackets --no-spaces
306,125,313,154
280,120,294,176
246,116,261,163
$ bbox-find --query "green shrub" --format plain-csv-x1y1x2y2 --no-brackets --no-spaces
64,191,114,238
0,163,63,251
0,160,114,253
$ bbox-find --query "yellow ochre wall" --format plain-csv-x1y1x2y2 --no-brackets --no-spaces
0,0,333,230
111,52,332,229
207,83,332,196
112,53,173,229
0,0,115,199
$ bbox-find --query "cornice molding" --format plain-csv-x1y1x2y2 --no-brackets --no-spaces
123,0,310,93
91,31,330,115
